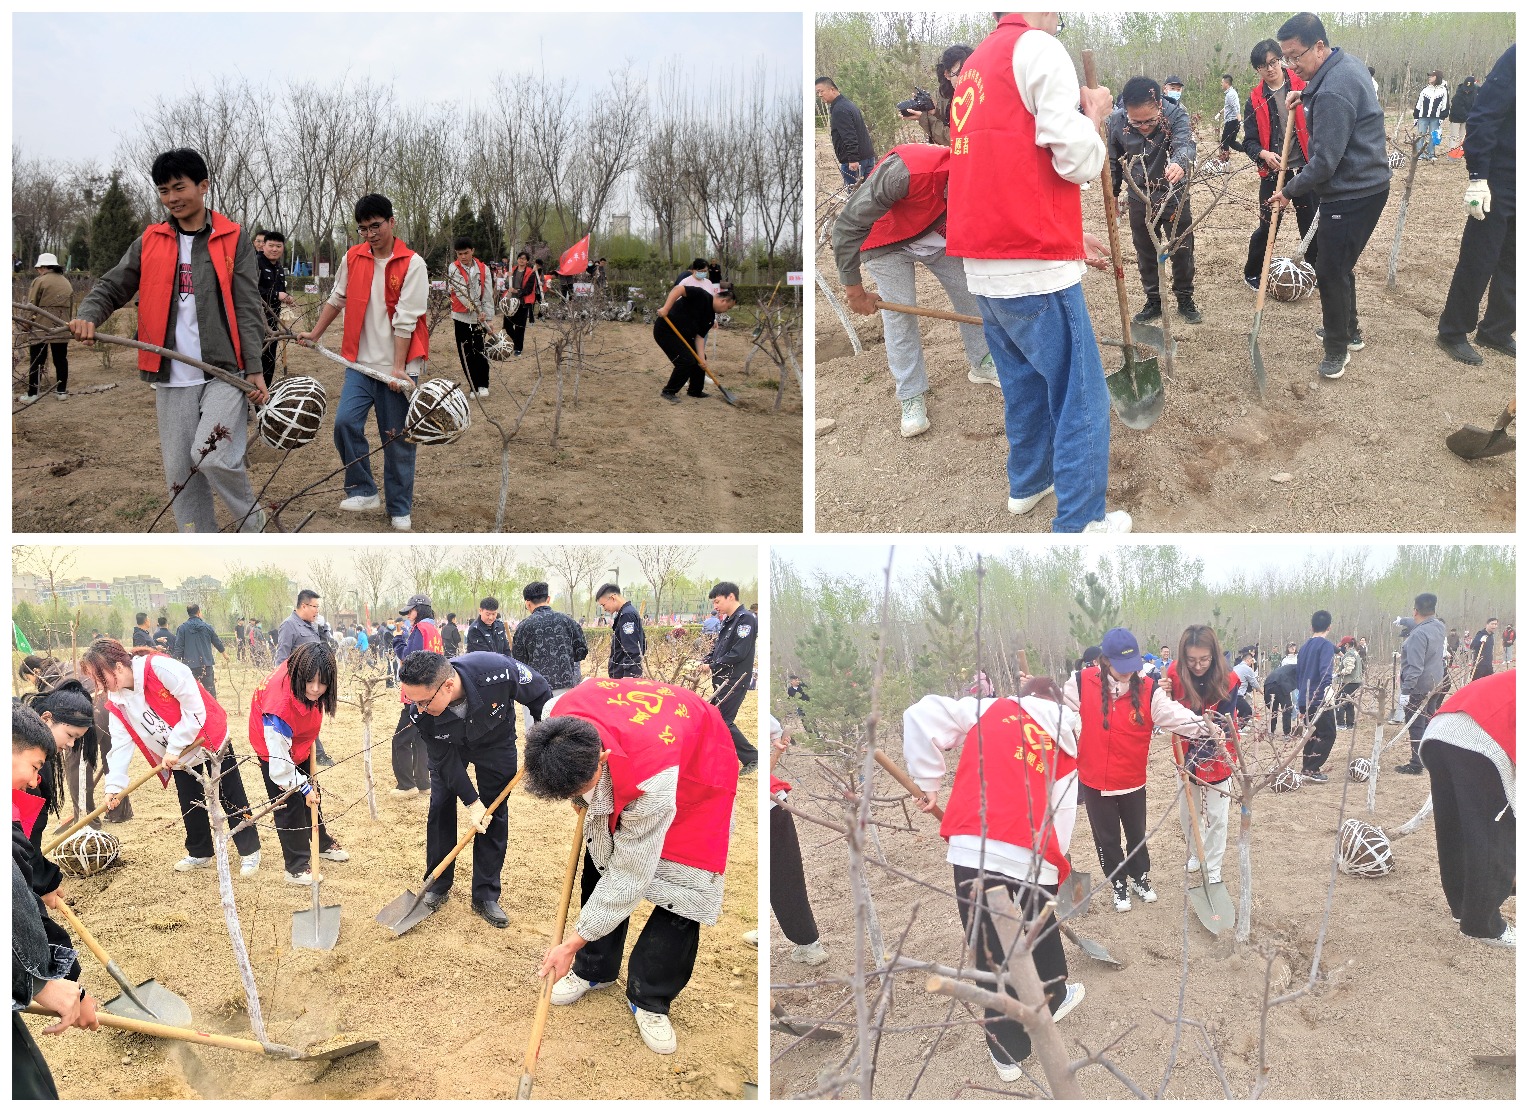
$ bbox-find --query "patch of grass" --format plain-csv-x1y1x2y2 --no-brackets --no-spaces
114,492,162,523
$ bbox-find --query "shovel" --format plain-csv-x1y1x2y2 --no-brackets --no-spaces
1248,115,1299,399
1447,399,1515,460
1171,736,1236,936
661,313,737,405
51,901,192,1027
292,754,341,951
1083,50,1165,431
376,768,524,936
24,1005,377,1062
1053,869,1122,966
516,803,587,1100
44,758,182,854
873,748,943,820
771,997,843,1041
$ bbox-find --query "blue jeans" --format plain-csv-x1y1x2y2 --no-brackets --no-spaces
839,159,872,189
1419,118,1442,159
333,368,416,517
976,283,1110,532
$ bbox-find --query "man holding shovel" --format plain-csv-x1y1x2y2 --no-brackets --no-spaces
831,142,996,438
944,12,1129,533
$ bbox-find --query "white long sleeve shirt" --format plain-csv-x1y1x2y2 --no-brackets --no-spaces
103,654,217,793
326,247,429,372
259,715,312,792
962,29,1106,299
1062,671,1216,795
901,694,1081,885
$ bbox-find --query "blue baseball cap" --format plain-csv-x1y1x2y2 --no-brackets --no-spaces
1101,627,1144,673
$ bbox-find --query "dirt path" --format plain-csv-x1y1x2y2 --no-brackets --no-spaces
13,315,801,533
770,708,1514,1100
27,659,758,1099
814,131,1514,533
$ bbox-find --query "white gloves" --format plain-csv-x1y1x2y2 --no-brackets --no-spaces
1465,179,1492,220
467,800,490,833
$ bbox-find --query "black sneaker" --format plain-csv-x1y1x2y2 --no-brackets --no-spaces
1395,761,1425,775
1132,300,1162,324
1318,351,1350,379
422,890,450,911
1111,879,1131,912
1475,333,1516,358
1315,327,1365,351
1303,770,1329,783
1129,874,1158,903
660,391,682,404
1176,298,1203,324
1243,275,1260,292
1436,335,1483,365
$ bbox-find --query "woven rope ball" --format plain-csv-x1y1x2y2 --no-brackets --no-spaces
55,828,122,877
1267,257,1317,302
484,330,514,362
501,295,522,318
1270,767,1303,793
1338,819,1394,877
258,375,328,450
406,378,472,445
1348,756,1375,783
1387,150,1404,169
1196,156,1231,178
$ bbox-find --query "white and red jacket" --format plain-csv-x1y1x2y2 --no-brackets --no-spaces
248,661,325,792
1163,661,1242,784
903,693,1080,886
104,653,228,793
1420,670,1515,817
1065,667,1215,794
448,257,494,323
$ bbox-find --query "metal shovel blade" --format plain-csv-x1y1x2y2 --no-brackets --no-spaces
292,901,342,950
1057,870,1090,916
1060,923,1122,967
1188,881,1236,936
1248,312,1269,398
297,1035,381,1062
1106,367,1166,430
375,888,438,937
102,979,193,1028
1447,404,1515,460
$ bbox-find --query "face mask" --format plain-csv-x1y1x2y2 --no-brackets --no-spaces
1163,90,1182,103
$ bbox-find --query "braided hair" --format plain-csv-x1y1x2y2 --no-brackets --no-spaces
1098,664,1146,729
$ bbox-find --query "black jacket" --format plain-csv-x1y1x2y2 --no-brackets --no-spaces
151,627,175,655
1449,81,1478,123
512,605,589,690
608,602,646,678
707,606,758,681
132,626,155,648
828,94,876,164
174,617,225,669
1107,100,1197,205
1264,662,1298,694
256,253,286,311
466,616,511,657
441,621,463,656
1463,45,1515,206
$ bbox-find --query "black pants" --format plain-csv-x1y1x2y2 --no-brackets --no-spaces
27,342,68,395
1423,742,1515,939
506,302,532,354
711,670,757,766
1245,172,1319,279
1219,119,1239,151
172,749,261,858
189,661,217,697
1336,682,1361,729
1437,203,1515,345
424,752,513,902
1402,693,1445,766
770,805,819,945
13,1011,59,1099
235,638,245,661
61,745,96,826
261,305,279,388
258,758,336,874
952,866,1067,1066
655,323,706,396
1128,195,1195,302
1301,707,1337,772
1312,188,1389,356
454,319,490,391
573,849,701,1014
392,707,430,790
1079,783,1150,883
1265,686,1293,735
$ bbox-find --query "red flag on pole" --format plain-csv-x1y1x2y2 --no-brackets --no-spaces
557,234,591,276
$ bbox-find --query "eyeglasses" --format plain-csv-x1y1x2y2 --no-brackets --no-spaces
1126,112,1163,133
1258,58,1284,72
1282,42,1317,65
357,220,389,235
1055,15,1065,32
408,676,450,713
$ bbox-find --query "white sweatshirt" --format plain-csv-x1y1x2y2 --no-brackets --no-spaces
902,694,1081,885
326,246,429,372
103,654,218,793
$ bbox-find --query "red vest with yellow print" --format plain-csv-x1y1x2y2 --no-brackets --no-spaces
862,144,950,252
1250,73,1310,177
1076,668,1156,792
340,239,430,364
105,653,227,787
938,697,1076,882
136,211,245,373
247,661,324,766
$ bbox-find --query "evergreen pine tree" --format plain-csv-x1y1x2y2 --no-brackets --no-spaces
89,172,139,277
450,195,476,244
795,616,872,743
66,221,90,273
475,202,504,261
918,565,974,697
1068,572,1121,652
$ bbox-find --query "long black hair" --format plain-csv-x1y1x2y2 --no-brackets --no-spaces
937,44,974,109
1098,664,1147,730
285,642,338,716
23,680,99,767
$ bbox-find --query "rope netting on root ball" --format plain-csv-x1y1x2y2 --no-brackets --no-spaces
1338,818,1395,877
1269,766,1303,793
54,828,122,877
257,376,328,449
1267,256,1317,302
1348,756,1375,783
405,378,472,445
485,329,515,362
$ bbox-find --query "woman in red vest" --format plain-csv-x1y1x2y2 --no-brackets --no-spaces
902,676,1087,1083
523,679,738,1058
81,638,262,876
1240,39,1317,287
1160,625,1243,884
11,703,71,920
1065,628,1221,912
507,250,538,356
248,643,348,885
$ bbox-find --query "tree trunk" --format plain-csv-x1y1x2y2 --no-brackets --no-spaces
202,760,271,1044
1386,145,1422,290
1235,790,1254,943
361,710,379,821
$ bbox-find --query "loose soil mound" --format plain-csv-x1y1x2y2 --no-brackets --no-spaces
27,659,759,1100
814,131,1513,532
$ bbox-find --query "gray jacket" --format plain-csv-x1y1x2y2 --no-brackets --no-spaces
1400,615,1446,697
1107,101,1196,206
275,611,321,666
76,216,266,386
1281,47,1392,204
832,151,945,286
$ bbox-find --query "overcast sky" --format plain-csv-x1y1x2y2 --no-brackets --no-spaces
13,13,803,164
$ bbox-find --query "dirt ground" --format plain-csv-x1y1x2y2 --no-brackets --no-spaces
25,657,759,1100
12,310,802,533
814,129,1515,533
769,705,1516,1100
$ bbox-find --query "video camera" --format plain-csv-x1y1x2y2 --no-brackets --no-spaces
896,86,937,118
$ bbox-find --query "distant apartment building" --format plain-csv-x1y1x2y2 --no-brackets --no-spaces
112,575,165,612
37,579,114,607
12,573,45,605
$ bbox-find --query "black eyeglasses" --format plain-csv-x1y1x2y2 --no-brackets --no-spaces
357,220,389,235
1126,113,1164,133
1056,15,1065,32
1282,42,1317,65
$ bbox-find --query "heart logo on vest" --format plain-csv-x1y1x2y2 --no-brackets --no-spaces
951,88,976,133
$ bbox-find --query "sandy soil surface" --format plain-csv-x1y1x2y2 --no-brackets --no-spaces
13,311,802,533
814,129,1514,533
25,657,759,1100
769,705,1515,1100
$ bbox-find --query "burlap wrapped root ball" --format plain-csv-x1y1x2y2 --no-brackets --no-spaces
1338,819,1394,877
1267,257,1317,302
406,378,472,445
1348,756,1375,783
258,376,328,449
1270,767,1303,793
55,828,122,877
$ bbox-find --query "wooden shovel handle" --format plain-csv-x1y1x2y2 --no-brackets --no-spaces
24,1004,268,1055
308,752,322,896
49,900,113,971
518,802,586,1097
1253,108,1300,315
44,757,174,854
661,312,734,401
1170,735,1214,870
422,768,524,886
1081,50,1136,361
873,750,943,819
874,300,982,326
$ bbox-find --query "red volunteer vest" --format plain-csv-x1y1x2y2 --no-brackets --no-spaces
1076,669,1157,792
945,14,1085,260
449,258,489,313
1250,73,1311,177
397,619,443,704
554,678,737,874
1434,670,1515,765
136,211,245,373
105,653,227,787
938,698,1076,881
247,662,324,766
12,789,46,840
514,265,537,304
862,144,951,252
770,775,791,796
340,239,431,364
1164,661,1240,783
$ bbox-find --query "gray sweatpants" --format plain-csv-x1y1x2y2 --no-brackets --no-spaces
154,379,261,532
862,247,989,400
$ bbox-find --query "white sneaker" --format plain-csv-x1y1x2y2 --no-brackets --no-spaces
17,393,38,403
1128,874,1158,904
791,940,830,966
968,356,1001,388
989,1047,1023,1083
1474,924,1515,949
239,850,262,877
318,846,350,862
1008,485,1055,515
899,394,929,438
742,930,758,947
1082,510,1134,533
477,388,490,398
1052,982,1086,1023
174,855,213,872
390,786,420,798
339,493,382,512
284,869,320,886
1187,857,1200,874
551,972,613,1006
631,1005,677,1055
1112,880,1131,912
391,515,412,531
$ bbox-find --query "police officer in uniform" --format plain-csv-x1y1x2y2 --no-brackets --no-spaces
398,649,552,928
700,581,758,771
595,583,646,678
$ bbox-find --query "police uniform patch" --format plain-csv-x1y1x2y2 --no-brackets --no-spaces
622,622,635,634
738,624,752,638
516,662,532,684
